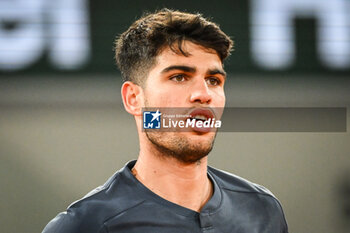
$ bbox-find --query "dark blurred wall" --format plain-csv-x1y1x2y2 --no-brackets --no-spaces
1,1,350,233
0,0,349,75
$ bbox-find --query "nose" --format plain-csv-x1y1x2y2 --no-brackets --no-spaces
189,79,212,104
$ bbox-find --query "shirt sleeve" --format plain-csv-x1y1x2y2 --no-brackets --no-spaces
42,212,72,233
42,209,108,233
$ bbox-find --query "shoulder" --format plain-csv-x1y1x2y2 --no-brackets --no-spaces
208,166,289,231
42,164,143,233
208,166,276,196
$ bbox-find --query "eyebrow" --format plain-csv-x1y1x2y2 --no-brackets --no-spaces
207,68,226,79
161,65,196,74
161,65,226,79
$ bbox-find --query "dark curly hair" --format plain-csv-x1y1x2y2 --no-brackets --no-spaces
114,8,233,85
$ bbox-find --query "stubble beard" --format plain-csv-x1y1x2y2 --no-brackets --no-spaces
145,131,217,164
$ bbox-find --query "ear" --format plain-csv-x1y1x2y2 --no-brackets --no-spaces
121,81,143,116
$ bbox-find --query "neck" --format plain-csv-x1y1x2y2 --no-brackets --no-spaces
133,143,212,212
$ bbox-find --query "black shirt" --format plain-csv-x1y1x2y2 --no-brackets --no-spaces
42,160,288,233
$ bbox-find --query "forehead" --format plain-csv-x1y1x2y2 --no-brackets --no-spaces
152,41,223,72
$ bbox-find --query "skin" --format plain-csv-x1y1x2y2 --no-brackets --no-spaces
121,41,226,212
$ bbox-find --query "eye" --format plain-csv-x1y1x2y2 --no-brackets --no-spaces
206,77,221,86
170,74,187,82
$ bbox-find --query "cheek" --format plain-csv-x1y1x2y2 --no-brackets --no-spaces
213,88,226,105
151,83,188,100
220,91,226,103
144,88,177,106
158,94,184,107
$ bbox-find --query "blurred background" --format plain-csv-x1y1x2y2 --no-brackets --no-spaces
0,0,349,232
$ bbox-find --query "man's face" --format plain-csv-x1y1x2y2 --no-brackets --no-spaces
142,41,226,163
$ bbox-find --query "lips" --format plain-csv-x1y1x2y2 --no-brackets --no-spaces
188,108,214,121
187,108,215,133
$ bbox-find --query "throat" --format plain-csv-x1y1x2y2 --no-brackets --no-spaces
131,162,213,212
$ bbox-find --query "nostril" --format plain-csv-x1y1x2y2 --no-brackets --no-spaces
191,94,212,104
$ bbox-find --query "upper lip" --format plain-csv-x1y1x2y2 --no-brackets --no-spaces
187,108,215,121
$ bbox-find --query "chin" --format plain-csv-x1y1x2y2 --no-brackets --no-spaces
145,131,216,164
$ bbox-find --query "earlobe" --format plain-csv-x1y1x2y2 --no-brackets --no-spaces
121,81,143,116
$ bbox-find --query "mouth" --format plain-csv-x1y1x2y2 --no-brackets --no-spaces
187,108,216,133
